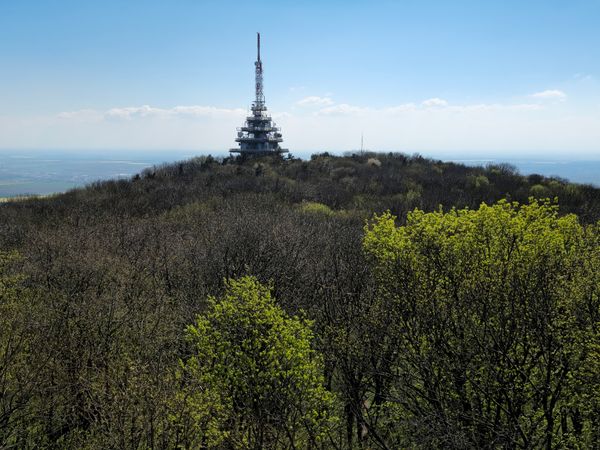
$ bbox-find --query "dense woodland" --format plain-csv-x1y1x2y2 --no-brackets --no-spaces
1,152,599,449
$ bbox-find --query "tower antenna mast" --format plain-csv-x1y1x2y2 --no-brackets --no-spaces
255,32,264,105
361,132,364,154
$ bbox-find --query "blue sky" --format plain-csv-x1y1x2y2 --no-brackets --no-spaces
1,0,599,157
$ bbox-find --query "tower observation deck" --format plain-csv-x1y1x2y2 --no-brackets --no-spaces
230,33,288,155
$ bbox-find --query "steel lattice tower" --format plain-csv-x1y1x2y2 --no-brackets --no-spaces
230,33,288,155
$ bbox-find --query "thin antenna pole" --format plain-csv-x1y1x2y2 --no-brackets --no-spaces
255,32,264,105
361,132,364,154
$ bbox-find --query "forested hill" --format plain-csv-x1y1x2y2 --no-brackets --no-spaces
1,152,599,239
1,153,599,448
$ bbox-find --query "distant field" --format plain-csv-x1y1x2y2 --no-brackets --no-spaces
1,194,46,203
0,151,194,197
0,180,79,197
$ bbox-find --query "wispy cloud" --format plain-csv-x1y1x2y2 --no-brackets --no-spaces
6,93,597,154
316,103,368,116
422,98,449,108
105,105,165,120
530,90,567,101
273,112,292,120
447,103,542,112
105,105,245,120
58,100,546,126
382,103,417,115
296,96,334,107
57,109,102,121
313,100,541,117
573,73,594,82
58,105,246,121
169,105,245,117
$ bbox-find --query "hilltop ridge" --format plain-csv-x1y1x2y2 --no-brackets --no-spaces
1,152,598,237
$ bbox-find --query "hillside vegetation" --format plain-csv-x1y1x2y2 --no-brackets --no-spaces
0,153,599,449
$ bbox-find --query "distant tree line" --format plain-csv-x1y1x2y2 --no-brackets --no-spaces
0,153,598,448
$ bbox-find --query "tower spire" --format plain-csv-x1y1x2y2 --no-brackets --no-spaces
257,32,261,62
255,32,264,105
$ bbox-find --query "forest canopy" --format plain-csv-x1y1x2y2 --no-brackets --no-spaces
363,200,600,448
0,153,599,448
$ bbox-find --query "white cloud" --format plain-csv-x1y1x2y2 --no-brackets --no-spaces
103,105,245,120
342,100,541,116
530,90,567,101
56,100,542,125
105,105,164,120
7,91,595,156
447,103,543,112
296,96,334,107
55,105,247,121
170,105,246,117
273,112,292,120
422,98,449,107
382,103,417,115
316,103,368,116
57,109,102,121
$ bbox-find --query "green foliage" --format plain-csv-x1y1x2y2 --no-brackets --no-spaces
175,276,335,449
530,183,551,198
364,199,600,448
0,154,599,448
467,174,490,190
300,201,334,216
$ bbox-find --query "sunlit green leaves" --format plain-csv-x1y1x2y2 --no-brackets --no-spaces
176,276,335,449
363,199,600,447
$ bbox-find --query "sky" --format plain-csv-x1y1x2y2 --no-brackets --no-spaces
1,0,599,158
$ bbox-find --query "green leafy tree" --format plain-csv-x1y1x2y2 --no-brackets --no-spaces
173,276,335,449
363,199,600,449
